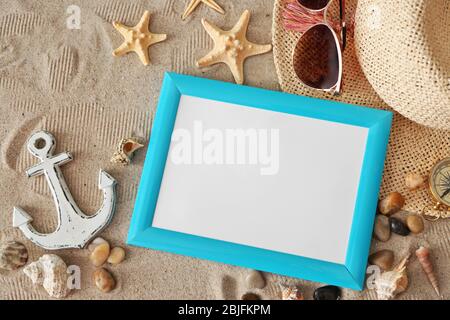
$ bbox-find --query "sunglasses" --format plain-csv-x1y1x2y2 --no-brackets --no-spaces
284,0,347,95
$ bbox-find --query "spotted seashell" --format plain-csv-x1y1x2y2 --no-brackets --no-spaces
0,241,28,271
374,253,410,300
416,246,440,297
110,138,144,165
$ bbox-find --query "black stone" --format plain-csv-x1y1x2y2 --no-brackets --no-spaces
313,285,341,300
389,217,410,236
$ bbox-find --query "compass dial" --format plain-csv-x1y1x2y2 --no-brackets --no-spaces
430,157,450,207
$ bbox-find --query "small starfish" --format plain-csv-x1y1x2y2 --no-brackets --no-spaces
196,10,272,84
112,11,167,66
182,0,225,20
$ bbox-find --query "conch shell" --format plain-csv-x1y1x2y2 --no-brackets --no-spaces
374,253,410,300
280,284,304,300
0,241,28,271
23,254,71,298
415,246,440,297
111,138,144,165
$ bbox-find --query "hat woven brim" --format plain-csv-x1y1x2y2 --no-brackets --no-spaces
272,0,450,213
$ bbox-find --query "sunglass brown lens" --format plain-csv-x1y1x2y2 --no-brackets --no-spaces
293,24,340,90
297,0,331,10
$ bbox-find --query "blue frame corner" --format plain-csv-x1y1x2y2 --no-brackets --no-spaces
127,72,393,291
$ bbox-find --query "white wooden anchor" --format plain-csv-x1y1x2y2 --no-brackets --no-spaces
12,131,117,250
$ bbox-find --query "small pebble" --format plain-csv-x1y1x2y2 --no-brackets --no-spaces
379,192,405,215
87,237,108,252
245,270,266,289
241,292,260,300
373,215,391,242
369,250,394,270
313,285,341,300
406,215,424,234
107,247,126,265
93,268,116,293
389,217,410,236
405,173,426,191
90,243,110,267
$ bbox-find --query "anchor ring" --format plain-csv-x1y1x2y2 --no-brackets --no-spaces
27,131,56,159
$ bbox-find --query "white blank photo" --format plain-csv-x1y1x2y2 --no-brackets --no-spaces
152,95,368,264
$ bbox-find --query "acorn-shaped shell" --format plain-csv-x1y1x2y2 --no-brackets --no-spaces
374,254,410,300
0,241,28,271
111,138,144,165
415,246,440,297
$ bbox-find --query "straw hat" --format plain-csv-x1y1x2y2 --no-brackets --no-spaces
272,0,450,213
355,0,450,130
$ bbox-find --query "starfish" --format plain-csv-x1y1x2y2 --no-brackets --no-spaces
182,0,225,20
196,10,272,84
112,11,167,66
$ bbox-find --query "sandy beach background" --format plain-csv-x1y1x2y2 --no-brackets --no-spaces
0,0,448,299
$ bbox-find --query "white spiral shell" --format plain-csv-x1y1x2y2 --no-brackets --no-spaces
374,254,410,300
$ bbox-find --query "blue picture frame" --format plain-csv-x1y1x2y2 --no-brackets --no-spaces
127,72,392,290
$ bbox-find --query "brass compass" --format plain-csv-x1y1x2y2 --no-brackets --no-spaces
422,157,450,221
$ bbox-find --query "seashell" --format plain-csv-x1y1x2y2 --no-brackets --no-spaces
112,11,167,66
415,246,440,297
280,285,304,300
405,173,426,191
374,253,410,300
379,192,405,215
0,241,28,271
110,138,144,165
23,254,71,298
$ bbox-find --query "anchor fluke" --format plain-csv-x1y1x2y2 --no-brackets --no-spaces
12,207,33,227
99,170,115,189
